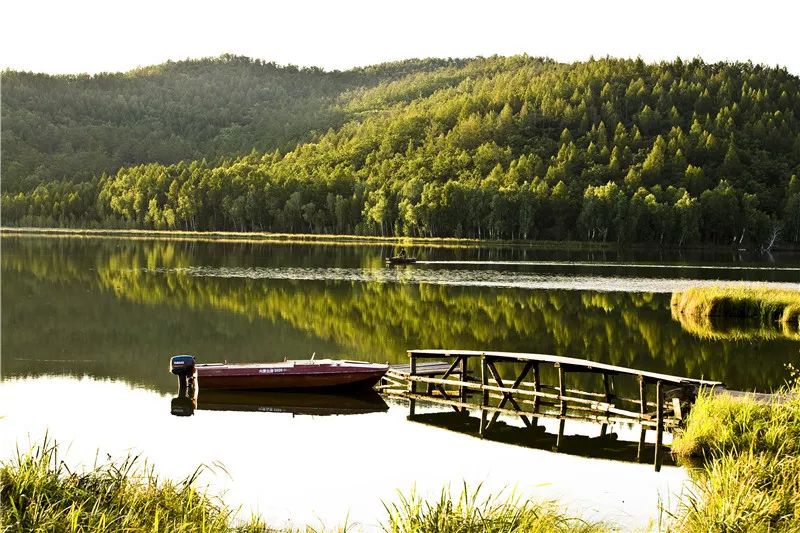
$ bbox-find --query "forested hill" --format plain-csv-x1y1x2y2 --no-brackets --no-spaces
3,55,800,246
1,54,466,190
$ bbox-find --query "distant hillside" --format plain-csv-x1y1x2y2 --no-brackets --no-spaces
3,55,800,246
1,54,466,190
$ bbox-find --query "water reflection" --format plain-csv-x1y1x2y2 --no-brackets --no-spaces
670,306,800,342
0,376,687,530
171,390,389,417
164,265,800,293
409,410,675,467
2,235,799,392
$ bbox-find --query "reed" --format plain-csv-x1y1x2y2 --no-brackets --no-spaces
0,438,268,532
382,484,606,533
671,387,800,460
671,385,800,532
670,286,800,339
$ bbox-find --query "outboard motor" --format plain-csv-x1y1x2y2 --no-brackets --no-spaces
170,355,196,389
170,395,196,417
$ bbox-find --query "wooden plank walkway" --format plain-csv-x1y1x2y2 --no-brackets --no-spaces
382,349,728,471
408,349,724,387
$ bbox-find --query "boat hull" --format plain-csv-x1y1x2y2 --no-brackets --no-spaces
195,360,388,391
197,390,389,415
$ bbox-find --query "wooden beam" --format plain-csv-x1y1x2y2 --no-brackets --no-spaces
479,353,488,436
639,375,647,416
460,355,469,409
409,351,417,417
400,392,664,428
407,349,724,388
532,362,541,413
603,373,614,402
486,360,532,428
655,380,664,472
558,364,567,416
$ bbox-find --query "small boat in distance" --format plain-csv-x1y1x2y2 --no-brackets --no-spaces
170,355,388,391
386,256,417,265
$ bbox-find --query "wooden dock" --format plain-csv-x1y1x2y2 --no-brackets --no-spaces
380,349,725,471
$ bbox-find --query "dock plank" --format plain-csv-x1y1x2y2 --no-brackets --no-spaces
408,349,724,387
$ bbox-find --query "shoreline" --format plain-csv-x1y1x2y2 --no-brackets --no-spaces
3,226,799,252
0,226,616,250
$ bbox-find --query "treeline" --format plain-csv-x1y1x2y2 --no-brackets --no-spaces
1,54,467,191
3,56,800,246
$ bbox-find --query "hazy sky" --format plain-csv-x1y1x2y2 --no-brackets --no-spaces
3,0,799,75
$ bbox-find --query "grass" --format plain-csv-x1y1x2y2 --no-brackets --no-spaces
382,484,606,533
670,384,800,532
671,387,800,460
7,388,800,533
670,286,800,340
1,440,606,533
0,438,269,532
673,451,800,532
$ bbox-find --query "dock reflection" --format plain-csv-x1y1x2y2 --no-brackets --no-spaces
409,410,675,467
171,389,389,417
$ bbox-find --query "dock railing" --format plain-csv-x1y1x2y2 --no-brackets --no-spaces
382,349,724,471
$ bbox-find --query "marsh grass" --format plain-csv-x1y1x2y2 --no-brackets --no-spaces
671,387,800,460
670,386,800,531
381,484,606,533
0,438,269,532
671,286,800,340
674,451,800,532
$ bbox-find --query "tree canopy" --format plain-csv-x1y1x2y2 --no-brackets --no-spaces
3,55,800,247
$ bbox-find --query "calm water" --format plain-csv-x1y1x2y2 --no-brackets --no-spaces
1,235,799,529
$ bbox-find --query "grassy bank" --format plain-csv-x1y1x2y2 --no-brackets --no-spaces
6,387,800,532
671,385,800,531
671,286,800,339
383,485,605,533
0,440,267,532
1,441,603,532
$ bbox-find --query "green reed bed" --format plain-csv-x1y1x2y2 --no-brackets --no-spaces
671,385,800,532
382,484,606,533
671,286,800,335
0,439,268,532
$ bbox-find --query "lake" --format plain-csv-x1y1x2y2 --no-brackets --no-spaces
1,234,798,529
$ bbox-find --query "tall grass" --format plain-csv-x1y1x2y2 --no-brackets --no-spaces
674,451,800,532
671,286,800,340
0,440,606,532
382,484,606,533
0,438,268,532
671,286,800,329
671,385,800,531
671,388,800,460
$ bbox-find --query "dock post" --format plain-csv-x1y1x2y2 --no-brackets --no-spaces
460,355,469,411
532,362,541,417
557,364,566,416
603,373,613,402
637,375,647,462
655,380,664,472
637,428,647,462
530,362,540,428
638,375,647,416
555,419,566,451
409,351,417,417
479,353,488,436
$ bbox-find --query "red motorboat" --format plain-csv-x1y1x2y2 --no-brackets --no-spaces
170,355,388,391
